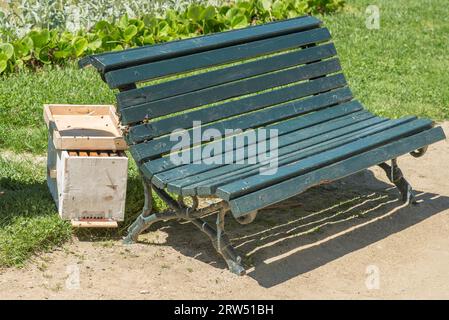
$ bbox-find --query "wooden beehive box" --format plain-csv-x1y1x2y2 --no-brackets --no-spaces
44,104,128,228
43,104,127,151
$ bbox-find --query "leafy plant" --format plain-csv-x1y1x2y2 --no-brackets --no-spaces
0,0,345,75
0,0,214,36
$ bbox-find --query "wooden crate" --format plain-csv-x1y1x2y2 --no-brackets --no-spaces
44,104,128,228
43,104,127,151
47,144,128,227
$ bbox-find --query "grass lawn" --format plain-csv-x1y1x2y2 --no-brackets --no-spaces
0,0,448,267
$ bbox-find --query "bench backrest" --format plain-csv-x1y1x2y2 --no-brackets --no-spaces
80,16,353,163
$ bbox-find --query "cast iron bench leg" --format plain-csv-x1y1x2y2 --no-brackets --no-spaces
378,158,417,205
189,210,246,276
123,176,178,244
123,180,245,275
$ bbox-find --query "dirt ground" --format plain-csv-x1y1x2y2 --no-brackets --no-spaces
1,123,448,300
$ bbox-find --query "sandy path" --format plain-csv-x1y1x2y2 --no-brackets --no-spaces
1,123,448,300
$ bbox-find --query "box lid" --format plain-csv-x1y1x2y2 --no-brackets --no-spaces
44,104,127,151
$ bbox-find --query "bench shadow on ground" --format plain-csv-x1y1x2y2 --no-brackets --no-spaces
140,169,449,288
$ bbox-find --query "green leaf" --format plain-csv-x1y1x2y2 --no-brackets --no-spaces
123,25,138,42
201,6,216,20
73,37,88,57
36,47,51,64
94,20,111,32
294,0,309,12
287,9,298,18
29,30,50,48
0,53,8,74
54,48,72,59
237,1,253,11
188,5,203,22
60,31,74,42
0,43,14,59
118,14,129,29
231,15,249,28
272,0,286,18
226,8,243,19
87,38,102,51
22,37,34,51
260,0,273,10
142,35,155,45
0,60,7,74
158,21,171,37
13,42,29,58
142,15,158,28
165,10,179,25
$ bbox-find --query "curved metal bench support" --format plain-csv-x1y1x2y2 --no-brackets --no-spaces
190,212,245,276
378,158,417,205
410,146,428,158
123,175,180,244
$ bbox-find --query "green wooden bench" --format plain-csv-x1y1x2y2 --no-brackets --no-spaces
80,16,446,275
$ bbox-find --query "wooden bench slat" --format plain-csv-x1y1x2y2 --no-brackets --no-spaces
129,78,349,162
140,100,363,178
140,88,354,175
116,43,337,108
150,111,377,188
80,16,321,73
141,89,354,177
182,116,416,196
128,84,351,146
128,74,348,161
228,127,446,216
125,58,342,136
104,28,331,89
122,58,341,124
216,118,434,201
157,115,384,191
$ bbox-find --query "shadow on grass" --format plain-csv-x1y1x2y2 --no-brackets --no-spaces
0,170,143,242
0,179,56,225
135,169,449,288
0,177,73,267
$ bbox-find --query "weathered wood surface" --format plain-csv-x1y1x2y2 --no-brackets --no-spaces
79,15,321,74
43,104,127,151
228,127,446,216
129,75,350,161
116,43,337,109
47,148,128,222
121,58,342,125
216,118,433,200
150,111,379,189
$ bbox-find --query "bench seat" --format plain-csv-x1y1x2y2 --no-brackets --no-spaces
146,113,441,216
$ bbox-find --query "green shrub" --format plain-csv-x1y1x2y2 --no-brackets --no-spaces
0,0,344,75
